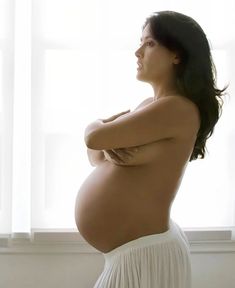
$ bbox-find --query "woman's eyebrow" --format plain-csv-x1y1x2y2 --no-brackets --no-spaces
140,36,153,41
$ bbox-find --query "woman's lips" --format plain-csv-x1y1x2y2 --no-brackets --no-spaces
137,62,143,70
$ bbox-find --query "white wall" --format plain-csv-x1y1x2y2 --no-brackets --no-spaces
0,249,235,288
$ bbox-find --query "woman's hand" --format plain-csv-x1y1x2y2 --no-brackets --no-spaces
101,109,131,123
103,146,139,164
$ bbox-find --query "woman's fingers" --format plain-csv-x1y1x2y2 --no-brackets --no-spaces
121,109,130,114
111,148,135,160
121,147,139,156
111,149,129,162
103,150,119,163
126,146,139,152
112,110,130,120
102,110,130,123
104,145,139,164
105,149,125,163
113,148,129,157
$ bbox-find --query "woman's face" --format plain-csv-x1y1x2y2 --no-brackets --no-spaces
135,23,179,84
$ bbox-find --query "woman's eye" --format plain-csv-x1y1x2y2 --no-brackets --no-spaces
139,41,154,47
146,41,154,46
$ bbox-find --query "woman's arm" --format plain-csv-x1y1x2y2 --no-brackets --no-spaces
86,110,132,166
87,148,106,167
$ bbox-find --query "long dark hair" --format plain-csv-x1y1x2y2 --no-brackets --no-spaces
142,11,229,161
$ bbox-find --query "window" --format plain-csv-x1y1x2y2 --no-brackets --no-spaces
0,0,234,237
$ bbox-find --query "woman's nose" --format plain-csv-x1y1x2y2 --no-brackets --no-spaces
135,47,143,58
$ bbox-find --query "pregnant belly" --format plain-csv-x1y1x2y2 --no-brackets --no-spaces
74,161,171,253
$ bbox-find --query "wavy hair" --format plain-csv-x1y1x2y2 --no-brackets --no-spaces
142,11,229,161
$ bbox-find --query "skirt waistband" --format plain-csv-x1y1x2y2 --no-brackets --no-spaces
103,218,181,261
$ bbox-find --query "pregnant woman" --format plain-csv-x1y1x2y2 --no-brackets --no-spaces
74,10,228,288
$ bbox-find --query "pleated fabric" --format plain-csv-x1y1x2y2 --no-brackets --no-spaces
93,218,192,288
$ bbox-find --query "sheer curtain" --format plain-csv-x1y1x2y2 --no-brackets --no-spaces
0,0,234,235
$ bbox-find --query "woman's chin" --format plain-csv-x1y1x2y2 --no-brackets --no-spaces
136,71,147,81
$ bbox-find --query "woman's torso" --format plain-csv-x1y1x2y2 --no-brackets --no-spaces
74,96,200,253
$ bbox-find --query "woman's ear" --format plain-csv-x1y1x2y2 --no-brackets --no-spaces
172,54,181,65
171,50,181,65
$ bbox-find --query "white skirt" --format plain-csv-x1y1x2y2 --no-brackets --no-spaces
93,218,192,288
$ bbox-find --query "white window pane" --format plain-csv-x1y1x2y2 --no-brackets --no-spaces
0,51,3,209
43,50,103,133
0,0,13,234
37,0,98,43
0,0,9,38
0,52,2,113
43,133,86,228
212,49,230,88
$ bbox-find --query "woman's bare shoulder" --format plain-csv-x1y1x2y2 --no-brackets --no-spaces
134,97,154,111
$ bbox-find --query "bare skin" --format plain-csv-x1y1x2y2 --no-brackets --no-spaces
74,96,200,253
